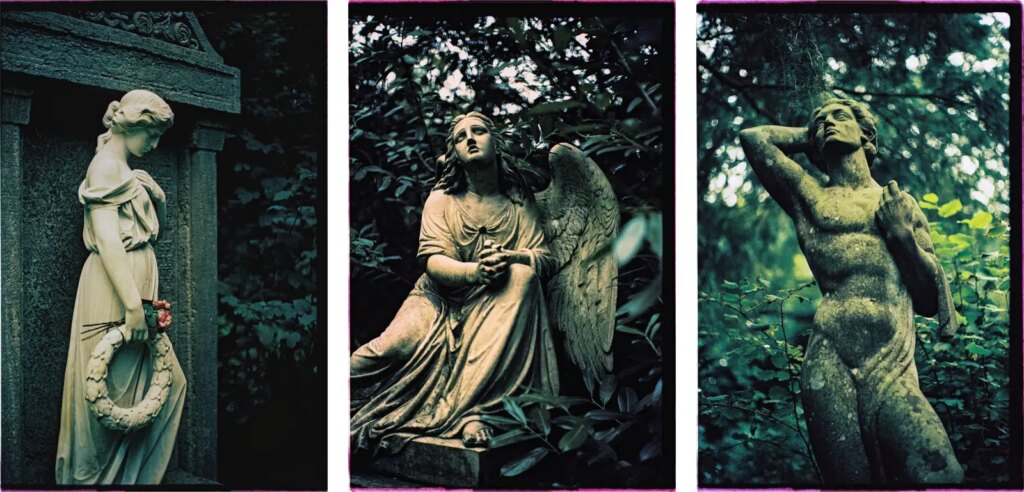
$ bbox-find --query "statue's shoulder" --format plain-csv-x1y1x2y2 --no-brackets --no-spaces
422,189,458,221
424,188,452,208
84,153,128,188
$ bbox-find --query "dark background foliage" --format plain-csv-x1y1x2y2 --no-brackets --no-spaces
199,6,325,489
349,4,672,487
697,8,1015,486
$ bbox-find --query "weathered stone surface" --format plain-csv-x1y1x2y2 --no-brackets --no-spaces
8,90,187,483
351,113,619,469
740,98,963,484
162,469,223,486
1,84,32,484
1,10,237,484
351,470,421,488
170,121,226,480
1,11,240,114
355,437,528,488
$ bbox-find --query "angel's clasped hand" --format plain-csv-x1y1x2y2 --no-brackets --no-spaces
476,240,511,286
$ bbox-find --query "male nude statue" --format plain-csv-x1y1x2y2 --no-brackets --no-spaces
739,98,963,483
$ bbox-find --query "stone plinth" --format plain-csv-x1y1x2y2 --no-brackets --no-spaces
354,437,529,488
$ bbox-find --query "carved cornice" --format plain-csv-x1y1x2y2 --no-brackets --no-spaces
2,12,240,113
72,12,203,51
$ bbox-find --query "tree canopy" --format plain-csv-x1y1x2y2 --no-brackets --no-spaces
697,9,1012,485
699,11,1010,287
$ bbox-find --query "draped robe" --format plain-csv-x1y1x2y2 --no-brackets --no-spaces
351,190,559,454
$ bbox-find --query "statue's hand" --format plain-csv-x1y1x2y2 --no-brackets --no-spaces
478,240,511,285
133,169,166,203
876,181,916,242
123,305,148,343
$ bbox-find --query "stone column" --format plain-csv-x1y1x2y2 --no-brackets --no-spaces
1,85,32,484
170,120,226,480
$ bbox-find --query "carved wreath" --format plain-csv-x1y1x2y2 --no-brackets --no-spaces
84,325,174,432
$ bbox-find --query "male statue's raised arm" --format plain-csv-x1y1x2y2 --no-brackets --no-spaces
877,180,960,336
738,125,822,218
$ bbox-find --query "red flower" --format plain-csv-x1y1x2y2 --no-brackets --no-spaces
157,310,173,329
153,299,172,310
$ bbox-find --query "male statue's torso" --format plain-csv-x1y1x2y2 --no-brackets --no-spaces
794,184,911,369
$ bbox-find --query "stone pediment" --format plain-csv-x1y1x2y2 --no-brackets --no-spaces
1,10,239,113
70,12,213,54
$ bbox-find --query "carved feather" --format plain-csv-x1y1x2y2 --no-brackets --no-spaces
535,143,619,392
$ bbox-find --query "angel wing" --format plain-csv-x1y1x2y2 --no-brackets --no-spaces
535,143,619,393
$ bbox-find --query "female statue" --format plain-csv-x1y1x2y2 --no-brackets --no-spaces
351,112,559,450
351,111,619,454
55,90,187,485
740,98,962,483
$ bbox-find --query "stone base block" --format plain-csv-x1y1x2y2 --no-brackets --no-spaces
162,469,222,486
355,436,527,488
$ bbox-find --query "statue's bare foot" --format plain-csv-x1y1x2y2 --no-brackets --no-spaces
461,421,493,447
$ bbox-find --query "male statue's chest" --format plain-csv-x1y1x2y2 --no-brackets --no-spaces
802,187,882,233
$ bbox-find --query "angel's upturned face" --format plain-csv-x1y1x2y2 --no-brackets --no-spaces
125,127,164,157
452,117,495,166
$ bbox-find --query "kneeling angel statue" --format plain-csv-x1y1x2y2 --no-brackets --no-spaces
351,111,619,453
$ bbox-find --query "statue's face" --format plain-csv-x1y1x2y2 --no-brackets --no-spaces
125,127,164,157
812,103,863,154
452,117,495,166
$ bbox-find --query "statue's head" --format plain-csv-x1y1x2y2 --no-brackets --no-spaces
807,97,877,171
435,111,548,203
97,89,175,156
450,112,498,167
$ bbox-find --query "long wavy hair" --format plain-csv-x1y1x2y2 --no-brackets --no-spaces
433,112,549,204
806,97,878,172
96,90,175,153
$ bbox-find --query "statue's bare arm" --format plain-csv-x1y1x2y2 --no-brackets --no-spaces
738,125,821,217
426,255,480,286
876,181,958,334
86,158,148,341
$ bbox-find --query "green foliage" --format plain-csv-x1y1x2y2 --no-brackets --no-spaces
349,14,668,487
698,12,1010,286
349,16,666,345
483,214,666,487
915,194,1010,483
698,14,1010,484
698,201,1010,484
699,278,820,484
485,321,664,488
200,8,324,487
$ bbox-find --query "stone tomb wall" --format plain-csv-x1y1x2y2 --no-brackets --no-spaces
2,10,237,485
2,81,224,484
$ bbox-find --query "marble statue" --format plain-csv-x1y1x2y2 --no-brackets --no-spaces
55,89,187,485
739,98,963,483
351,111,618,453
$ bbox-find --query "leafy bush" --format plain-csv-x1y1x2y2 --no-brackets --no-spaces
697,193,1010,485
200,8,325,487
483,212,666,488
915,194,1010,482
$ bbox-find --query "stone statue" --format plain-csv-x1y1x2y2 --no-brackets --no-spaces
351,112,618,453
739,98,962,483
55,90,187,485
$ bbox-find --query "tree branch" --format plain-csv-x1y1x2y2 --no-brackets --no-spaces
699,59,782,125
607,33,661,118
698,57,962,107
697,30,735,43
